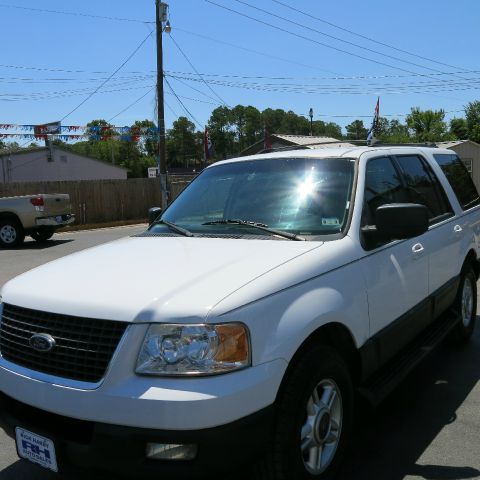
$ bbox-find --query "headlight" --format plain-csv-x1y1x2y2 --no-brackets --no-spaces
135,323,250,376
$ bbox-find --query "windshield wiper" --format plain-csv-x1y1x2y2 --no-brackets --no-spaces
202,219,306,241
154,219,195,237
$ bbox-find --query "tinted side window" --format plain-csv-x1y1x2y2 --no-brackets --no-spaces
433,153,480,210
362,157,408,227
394,155,452,221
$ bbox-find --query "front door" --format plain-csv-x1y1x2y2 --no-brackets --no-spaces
359,156,429,364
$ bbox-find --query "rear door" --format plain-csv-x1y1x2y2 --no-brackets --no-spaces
393,154,458,317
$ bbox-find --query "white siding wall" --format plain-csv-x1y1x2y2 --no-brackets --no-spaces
0,148,127,183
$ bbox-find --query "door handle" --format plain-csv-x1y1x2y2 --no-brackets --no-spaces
412,243,425,256
454,225,463,234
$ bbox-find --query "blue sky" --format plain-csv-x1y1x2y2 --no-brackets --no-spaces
1,0,479,135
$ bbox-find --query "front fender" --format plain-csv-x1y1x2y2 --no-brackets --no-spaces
216,261,369,367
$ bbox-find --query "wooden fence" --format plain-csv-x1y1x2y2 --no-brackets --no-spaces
0,177,193,225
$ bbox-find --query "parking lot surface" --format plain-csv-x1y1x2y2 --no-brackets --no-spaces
0,225,479,479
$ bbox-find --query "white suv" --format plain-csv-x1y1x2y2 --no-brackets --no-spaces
0,146,478,479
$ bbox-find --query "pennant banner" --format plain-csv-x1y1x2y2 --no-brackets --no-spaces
0,124,159,135
0,133,156,142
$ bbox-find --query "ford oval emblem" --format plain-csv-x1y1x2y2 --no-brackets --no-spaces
29,334,56,353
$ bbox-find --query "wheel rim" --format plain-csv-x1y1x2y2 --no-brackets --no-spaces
461,277,474,327
301,379,343,475
0,225,17,244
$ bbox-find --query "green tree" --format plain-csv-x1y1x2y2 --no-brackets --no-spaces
208,106,235,160
345,120,368,140
312,120,342,139
166,116,201,169
279,110,310,135
450,118,469,140
465,101,480,143
0,141,22,153
406,108,448,142
261,108,286,134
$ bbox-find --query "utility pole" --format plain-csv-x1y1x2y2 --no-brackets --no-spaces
309,108,314,137
156,1,170,209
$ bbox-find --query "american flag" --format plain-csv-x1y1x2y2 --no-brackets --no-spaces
367,97,380,143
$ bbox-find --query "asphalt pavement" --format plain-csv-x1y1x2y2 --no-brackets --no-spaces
0,225,479,479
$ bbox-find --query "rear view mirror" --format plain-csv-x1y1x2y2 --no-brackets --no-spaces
148,207,162,225
375,203,429,240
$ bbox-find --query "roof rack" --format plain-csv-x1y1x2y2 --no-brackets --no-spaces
369,139,438,148
257,139,367,155
255,138,438,154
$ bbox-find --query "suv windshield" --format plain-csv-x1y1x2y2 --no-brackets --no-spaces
156,157,355,238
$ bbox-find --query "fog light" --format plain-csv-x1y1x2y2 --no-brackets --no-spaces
146,443,198,461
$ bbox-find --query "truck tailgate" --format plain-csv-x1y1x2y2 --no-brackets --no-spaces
42,194,71,216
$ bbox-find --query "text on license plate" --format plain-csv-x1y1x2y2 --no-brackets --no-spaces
15,427,58,472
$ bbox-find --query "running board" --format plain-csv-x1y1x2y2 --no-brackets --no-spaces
359,312,460,407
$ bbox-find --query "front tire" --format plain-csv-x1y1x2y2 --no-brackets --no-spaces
261,345,354,480
0,219,25,248
450,265,477,343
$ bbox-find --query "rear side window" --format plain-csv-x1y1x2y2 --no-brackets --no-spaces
433,154,480,210
394,155,452,221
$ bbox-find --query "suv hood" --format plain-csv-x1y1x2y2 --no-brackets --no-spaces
1,236,321,323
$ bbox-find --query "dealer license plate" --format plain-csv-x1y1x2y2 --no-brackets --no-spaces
15,427,58,473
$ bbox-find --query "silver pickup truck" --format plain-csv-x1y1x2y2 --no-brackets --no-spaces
0,194,74,247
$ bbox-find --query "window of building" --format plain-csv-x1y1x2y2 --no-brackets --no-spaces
462,158,473,173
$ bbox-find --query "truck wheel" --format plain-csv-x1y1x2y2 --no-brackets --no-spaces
0,219,25,248
259,346,354,480
31,228,55,242
450,266,477,343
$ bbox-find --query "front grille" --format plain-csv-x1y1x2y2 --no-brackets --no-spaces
0,304,128,383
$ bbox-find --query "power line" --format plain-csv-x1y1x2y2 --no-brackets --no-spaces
163,69,480,81
232,0,470,82
169,75,223,104
168,34,228,106
164,91,220,106
0,77,153,98
205,0,440,78
108,87,156,123
174,27,340,75
164,77,203,128
1,85,154,103
167,74,480,95
234,0,455,76
165,100,180,118
271,0,472,73
0,3,153,24
60,31,153,122
313,110,464,119
168,72,480,90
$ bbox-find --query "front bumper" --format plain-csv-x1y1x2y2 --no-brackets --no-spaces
35,214,75,227
0,392,273,478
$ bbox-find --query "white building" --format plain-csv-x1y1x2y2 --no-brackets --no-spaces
0,147,127,183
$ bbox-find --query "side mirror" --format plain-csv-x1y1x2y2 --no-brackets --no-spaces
374,203,429,240
148,207,162,225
